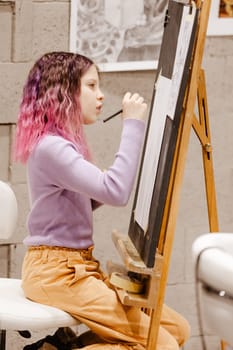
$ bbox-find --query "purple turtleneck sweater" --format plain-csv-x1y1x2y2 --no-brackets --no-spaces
24,119,145,249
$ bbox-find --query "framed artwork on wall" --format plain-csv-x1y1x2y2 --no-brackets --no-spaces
69,0,168,72
207,0,233,35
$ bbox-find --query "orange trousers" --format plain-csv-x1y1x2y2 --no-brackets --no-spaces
21,246,190,350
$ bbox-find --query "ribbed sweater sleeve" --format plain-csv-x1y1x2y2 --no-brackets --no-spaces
30,118,145,207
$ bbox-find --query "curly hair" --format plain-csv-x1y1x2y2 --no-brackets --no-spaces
13,51,94,163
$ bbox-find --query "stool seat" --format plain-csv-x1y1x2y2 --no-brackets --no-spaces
0,180,81,349
192,233,233,345
0,278,79,331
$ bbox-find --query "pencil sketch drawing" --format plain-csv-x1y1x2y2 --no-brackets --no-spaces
70,0,168,67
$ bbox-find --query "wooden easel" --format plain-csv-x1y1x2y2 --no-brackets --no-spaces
109,0,224,349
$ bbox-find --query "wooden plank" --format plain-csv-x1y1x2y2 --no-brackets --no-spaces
111,230,163,276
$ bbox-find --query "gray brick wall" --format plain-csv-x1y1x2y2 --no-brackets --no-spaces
0,1,233,349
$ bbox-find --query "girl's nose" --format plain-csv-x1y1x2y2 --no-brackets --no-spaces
98,89,104,101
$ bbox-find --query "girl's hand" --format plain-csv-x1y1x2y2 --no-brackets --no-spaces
121,92,147,121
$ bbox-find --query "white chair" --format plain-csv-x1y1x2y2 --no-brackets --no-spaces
192,232,233,346
0,180,80,350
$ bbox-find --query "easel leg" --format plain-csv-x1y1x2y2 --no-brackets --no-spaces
194,70,232,350
221,340,233,350
146,303,161,350
197,69,219,232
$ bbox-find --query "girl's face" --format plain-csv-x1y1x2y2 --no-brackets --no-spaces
79,65,104,124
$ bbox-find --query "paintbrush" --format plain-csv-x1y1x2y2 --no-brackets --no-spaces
103,109,123,123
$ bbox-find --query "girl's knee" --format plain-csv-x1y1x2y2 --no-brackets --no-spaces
157,326,179,350
177,314,191,346
158,336,179,350
161,304,190,346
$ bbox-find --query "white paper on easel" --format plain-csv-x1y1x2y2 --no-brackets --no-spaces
167,3,197,118
134,74,172,231
134,3,196,232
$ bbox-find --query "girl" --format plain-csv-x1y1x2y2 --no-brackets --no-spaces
14,52,190,350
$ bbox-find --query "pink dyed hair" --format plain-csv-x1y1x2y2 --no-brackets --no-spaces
13,51,94,163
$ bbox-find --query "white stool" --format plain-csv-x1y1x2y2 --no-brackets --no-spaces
0,181,80,350
192,232,233,346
